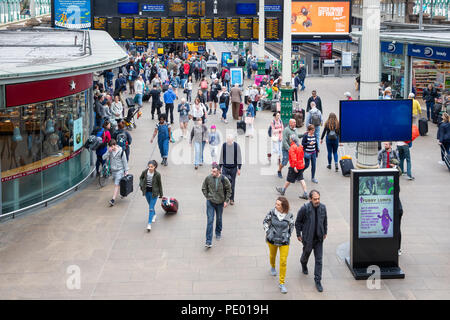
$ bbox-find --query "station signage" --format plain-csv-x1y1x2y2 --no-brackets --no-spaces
407,44,450,62
381,41,403,55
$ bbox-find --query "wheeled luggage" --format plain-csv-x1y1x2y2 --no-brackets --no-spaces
418,117,428,136
161,197,179,213
340,158,354,177
119,174,133,197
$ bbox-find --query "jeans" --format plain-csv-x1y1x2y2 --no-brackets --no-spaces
268,242,290,285
314,126,321,146
326,136,339,165
299,79,305,90
145,192,158,224
247,68,252,79
158,138,169,158
186,90,192,102
202,141,206,163
95,154,105,174
441,142,450,161
135,93,143,107
397,144,412,177
220,104,228,120
300,240,323,282
151,103,161,118
304,152,317,179
206,200,224,245
293,88,298,102
165,103,174,123
426,101,434,120
222,166,237,201
194,141,203,165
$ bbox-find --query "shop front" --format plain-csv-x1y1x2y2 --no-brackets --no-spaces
380,41,406,98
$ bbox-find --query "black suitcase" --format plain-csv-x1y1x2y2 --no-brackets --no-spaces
120,174,133,197
418,117,428,136
237,120,246,135
126,97,135,108
143,93,151,102
339,158,354,177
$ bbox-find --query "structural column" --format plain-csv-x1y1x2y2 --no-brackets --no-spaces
280,0,293,125
356,0,381,169
257,0,266,75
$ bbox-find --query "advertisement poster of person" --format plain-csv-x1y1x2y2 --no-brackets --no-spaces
73,117,83,152
291,1,350,34
358,176,395,239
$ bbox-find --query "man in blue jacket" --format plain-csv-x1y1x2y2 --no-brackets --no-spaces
163,85,177,124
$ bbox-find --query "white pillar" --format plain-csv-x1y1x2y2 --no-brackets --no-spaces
30,0,36,18
419,0,424,29
258,0,265,59
282,0,292,85
356,0,381,169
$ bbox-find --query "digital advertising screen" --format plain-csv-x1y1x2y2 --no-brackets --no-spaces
134,17,147,40
120,17,134,39
358,176,395,239
174,17,187,40
200,18,213,40
54,0,91,29
236,3,257,15
339,100,413,143
147,18,161,40
265,17,279,40
227,17,240,40
239,17,252,40
161,18,174,39
94,17,107,30
168,0,187,16
118,2,139,14
187,18,200,40
214,18,226,40
291,1,350,35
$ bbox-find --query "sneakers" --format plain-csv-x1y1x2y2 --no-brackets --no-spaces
214,109,216,115
208,109,212,115
315,281,323,292
299,192,308,200
147,224,151,232
205,243,212,248
270,267,277,276
163,158,168,166
276,187,285,196
152,215,156,223
312,178,319,184
326,164,331,169
229,200,234,205
438,160,445,166
398,249,402,256
277,171,283,179
407,176,415,180
216,234,221,240
195,165,198,170
109,199,115,206
301,263,308,275
279,284,288,294
335,164,339,172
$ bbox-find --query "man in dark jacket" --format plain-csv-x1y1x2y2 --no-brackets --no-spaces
295,190,328,292
149,85,162,120
219,134,242,205
307,90,322,113
423,83,440,121
296,64,306,91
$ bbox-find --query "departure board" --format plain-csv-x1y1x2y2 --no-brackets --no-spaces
213,18,226,40
187,0,206,16
94,17,106,30
134,17,147,40
168,0,186,16
253,17,259,40
107,17,120,39
120,17,134,39
265,17,279,40
161,18,174,39
200,18,213,40
174,17,187,40
227,17,239,40
239,17,252,40
147,18,161,40
187,18,200,40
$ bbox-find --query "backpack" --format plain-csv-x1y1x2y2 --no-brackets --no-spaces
311,111,321,126
224,71,230,81
116,131,128,150
328,129,337,140
85,135,102,150
201,81,208,89
251,62,258,71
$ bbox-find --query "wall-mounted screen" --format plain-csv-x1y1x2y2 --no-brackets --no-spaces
118,2,139,14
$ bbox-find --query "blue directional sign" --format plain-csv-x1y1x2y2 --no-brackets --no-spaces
408,44,450,62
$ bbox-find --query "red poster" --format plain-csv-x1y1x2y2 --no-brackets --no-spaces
320,43,332,59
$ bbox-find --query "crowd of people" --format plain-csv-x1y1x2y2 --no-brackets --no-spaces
88,43,450,295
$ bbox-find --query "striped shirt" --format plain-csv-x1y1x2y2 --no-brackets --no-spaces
304,135,317,154
146,171,154,191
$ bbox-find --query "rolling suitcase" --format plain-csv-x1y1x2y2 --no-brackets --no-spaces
339,158,354,177
161,197,179,213
418,118,428,136
119,174,133,197
237,120,246,135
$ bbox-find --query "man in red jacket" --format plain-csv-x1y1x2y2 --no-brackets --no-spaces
276,134,308,199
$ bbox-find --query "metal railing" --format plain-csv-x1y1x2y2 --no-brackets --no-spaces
0,0,51,25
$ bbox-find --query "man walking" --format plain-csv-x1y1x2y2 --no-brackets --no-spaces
305,102,323,144
296,63,306,91
150,84,162,120
278,119,301,179
307,90,323,113
201,163,232,248
295,190,328,292
230,83,243,120
163,85,177,124
219,134,242,206
423,84,439,121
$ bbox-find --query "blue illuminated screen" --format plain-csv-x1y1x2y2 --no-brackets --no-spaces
118,2,139,14
236,3,257,15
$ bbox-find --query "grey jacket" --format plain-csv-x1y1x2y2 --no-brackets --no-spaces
295,202,328,247
102,146,129,173
378,149,399,168
263,209,295,246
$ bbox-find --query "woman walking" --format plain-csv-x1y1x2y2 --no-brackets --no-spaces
95,120,112,175
302,124,319,183
184,75,193,102
102,139,129,207
190,97,207,124
245,101,255,138
270,112,284,165
177,97,190,139
218,87,230,123
190,118,208,169
263,197,295,294
320,112,341,172
139,160,163,232
150,114,171,166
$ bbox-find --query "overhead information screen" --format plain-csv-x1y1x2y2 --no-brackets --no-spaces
187,0,206,16
94,17,107,30
120,17,134,39
161,18,174,39
265,17,279,40
227,17,239,40
107,17,120,39
134,17,147,40
174,17,187,39
239,17,252,40
147,18,161,40
168,0,186,16
187,18,200,39
200,18,213,40
214,18,226,40
253,17,259,40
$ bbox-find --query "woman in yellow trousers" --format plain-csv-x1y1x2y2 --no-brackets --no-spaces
263,197,295,294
